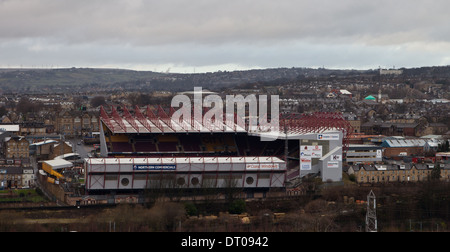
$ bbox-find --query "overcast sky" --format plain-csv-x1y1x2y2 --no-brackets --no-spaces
1,0,450,73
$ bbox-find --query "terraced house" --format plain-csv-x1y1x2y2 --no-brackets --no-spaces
56,110,99,136
0,167,34,189
4,135,29,159
348,163,450,183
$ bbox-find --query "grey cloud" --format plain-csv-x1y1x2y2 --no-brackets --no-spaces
1,0,450,71
2,0,450,45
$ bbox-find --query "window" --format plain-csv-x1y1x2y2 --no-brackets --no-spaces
177,177,185,186
121,178,129,186
191,177,199,186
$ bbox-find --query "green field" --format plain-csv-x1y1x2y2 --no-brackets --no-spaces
0,188,48,203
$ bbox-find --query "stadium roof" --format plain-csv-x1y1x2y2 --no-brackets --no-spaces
100,105,247,134
100,106,353,144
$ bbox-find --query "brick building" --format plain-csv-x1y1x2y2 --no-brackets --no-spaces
381,139,426,158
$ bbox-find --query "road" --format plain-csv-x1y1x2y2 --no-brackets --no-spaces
69,138,94,159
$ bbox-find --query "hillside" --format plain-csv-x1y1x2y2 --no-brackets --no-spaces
0,67,373,93
0,68,164,93
0,65,449,94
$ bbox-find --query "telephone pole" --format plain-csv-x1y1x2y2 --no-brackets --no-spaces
366,190,377,232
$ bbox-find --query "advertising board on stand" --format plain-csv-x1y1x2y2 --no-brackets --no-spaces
300,145,323,171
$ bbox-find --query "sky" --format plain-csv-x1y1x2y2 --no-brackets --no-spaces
1,0,450,73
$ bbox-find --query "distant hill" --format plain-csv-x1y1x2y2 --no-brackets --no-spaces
0,65,449,94
0,67,373,93
0,68,164,92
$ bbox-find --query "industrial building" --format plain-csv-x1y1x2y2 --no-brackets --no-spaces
381,139,427,158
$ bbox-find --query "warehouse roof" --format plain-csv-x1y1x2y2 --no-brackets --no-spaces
381,139,427,148
0,125,19,132
30,140,59,146
43,159,73,170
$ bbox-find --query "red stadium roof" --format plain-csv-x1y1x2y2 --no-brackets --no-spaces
100,105,353,143
100,105,247,134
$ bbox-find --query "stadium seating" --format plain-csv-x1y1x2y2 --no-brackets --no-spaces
234,134,248,156
179,135,202,152
158,141,179,152
106,132,287,157
111,142,133,153
134,142,158,152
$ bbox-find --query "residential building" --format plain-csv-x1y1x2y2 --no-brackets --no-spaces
56,110,99,136
0,167,34,189
29,140,59,160
348,163,450,183
49,141,73,160
4,135,29,159
380,123,419,137
343,113,361,133
19,122,47,135
428,123,448,135
361,121,420,137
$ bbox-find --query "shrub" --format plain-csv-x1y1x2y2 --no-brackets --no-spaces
184,202,198,216
228,199,246,214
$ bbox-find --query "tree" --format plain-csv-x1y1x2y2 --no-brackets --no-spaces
16,97,43,114
430,164,441,181
228,199,246,214
0,106,7,117
90,96,106,108
438,140,450,152
184,202,198,216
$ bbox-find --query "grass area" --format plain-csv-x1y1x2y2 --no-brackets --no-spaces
0,188,48,203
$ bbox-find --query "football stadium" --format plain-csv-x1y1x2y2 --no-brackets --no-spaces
84,104,352,198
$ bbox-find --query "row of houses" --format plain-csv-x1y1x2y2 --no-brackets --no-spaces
0,167,34,189
347,163,450,184
1,110,99,137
